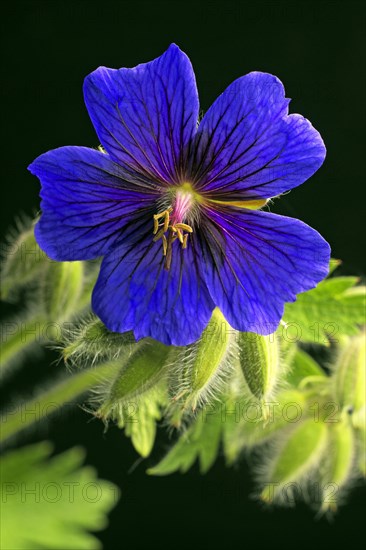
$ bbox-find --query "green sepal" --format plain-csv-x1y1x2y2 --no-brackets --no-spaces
167,308,232,419
355,421,366,477
320,416,355,512
41,260,84,324
260,418,328,503
333,332,366,413
96,340,171,422
1,224,48,300
62,316,135,364
223,388,308,462
238,331,281,401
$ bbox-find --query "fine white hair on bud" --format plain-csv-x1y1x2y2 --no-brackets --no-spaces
90,340,171,457
39,260,84,330
238,331,284,413
257,417,328,506
0,215,48,300
355,419,366,477
93,340,171,420
332,332,366,416
319,415,356,514
166,308,236,427
62,315,136,367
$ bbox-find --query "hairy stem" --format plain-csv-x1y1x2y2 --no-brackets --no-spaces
0,315,46,377
0,361,120,444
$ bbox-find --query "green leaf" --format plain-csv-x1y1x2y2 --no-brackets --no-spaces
122,384,167,457
0,442,120,549
285,348,326,388
148,406,222,475
283,275,365,345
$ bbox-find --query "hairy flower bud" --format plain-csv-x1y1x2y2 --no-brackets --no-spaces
238,331,281,404
320,417,355,512
355,422,366,477
97,340,170,417
333,332,365,414
63,316,135,365
95,340,170,457
1,223,48,299
259,418,328,504
167,308,234,423
41,261,84,325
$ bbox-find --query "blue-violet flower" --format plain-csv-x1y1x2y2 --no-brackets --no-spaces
29,44,330,345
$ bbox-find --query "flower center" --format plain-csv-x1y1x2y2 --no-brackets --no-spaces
153,184,197,270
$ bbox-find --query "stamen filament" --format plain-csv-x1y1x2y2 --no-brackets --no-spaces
162,234,168,256
152,202,193,270
153,217,159,234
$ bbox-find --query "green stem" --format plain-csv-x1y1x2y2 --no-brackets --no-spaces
0,315,46,377
0,361,120,444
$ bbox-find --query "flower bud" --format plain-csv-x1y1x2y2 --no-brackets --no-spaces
223,388,307,464
95,340,170,457
41,261,84,325
63,316,135,364
333,332,365,414
97,340,170,417
355,422,366,477
238,331,281,403
260,418,328,504
167,308,233,421
320,417,355,512
1,224,48,299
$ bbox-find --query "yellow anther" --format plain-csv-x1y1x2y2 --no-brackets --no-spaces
153,228,165,242
174,223,193,233
163,212,170,233
151,209,193,269
154,207,172,220
153,217,159,234
176,228,184,244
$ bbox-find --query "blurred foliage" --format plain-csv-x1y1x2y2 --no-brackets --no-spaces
0,218,365,547
0,442,119,549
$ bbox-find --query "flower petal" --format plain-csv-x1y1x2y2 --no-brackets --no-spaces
92,231,214,346
200,206,330,334
191,72,325,200
29,146,157,261
83,44,199,184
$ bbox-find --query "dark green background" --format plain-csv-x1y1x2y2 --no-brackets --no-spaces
1,1,365,549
